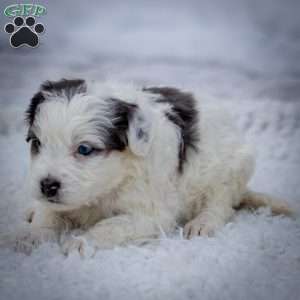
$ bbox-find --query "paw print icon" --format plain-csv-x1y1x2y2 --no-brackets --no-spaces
4,16,45,48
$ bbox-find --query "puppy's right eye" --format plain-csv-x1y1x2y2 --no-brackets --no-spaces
77,144,94,156
31,138,41,154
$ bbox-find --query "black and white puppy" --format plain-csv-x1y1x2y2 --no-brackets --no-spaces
19,79,290,255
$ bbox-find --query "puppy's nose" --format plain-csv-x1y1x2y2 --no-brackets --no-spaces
40,177,61,198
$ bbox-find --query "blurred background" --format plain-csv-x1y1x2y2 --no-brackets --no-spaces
1,0,300,105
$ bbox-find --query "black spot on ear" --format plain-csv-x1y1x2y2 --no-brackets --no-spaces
25,79,86,128
144,86,199,172
41,79,87,100
104,98,137,151
136,128,146,140
25,91,45,127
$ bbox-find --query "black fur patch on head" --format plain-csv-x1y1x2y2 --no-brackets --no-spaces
104,98,137,151
144,86,199,172
41,79,87,100
25,91,45,127
25,79,86,127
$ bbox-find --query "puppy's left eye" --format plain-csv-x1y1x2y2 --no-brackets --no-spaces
77,144,95,156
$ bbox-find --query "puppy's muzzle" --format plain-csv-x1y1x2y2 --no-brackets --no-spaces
40,177,61,200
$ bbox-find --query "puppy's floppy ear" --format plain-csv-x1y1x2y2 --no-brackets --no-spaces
110,98,153,156
127,105,153,157
25,91,45,127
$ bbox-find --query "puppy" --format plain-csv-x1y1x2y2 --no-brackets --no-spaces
17,79,291,255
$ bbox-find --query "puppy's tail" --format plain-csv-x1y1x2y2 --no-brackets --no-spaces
237,190,293,217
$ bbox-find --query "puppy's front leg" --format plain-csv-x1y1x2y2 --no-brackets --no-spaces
15,204,64,254
62,214,166,256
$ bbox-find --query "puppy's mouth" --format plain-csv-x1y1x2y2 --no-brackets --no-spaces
40,193,64,205
41,196,72,211
47,197,61,204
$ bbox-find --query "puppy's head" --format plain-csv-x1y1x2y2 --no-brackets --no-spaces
25,79,153,210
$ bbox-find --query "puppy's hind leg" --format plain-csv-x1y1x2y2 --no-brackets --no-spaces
184,189,235,239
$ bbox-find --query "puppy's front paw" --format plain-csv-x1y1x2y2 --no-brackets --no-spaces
183,217,221,239
15,231,41,255
61,235,95,258
15,228,57,255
